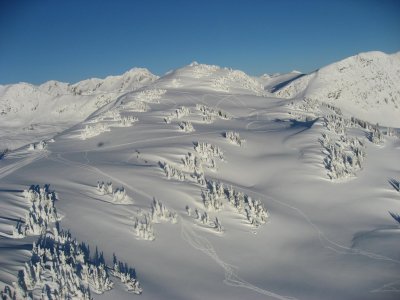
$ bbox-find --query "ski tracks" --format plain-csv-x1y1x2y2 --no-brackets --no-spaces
180,219,298,300
0,151,47,180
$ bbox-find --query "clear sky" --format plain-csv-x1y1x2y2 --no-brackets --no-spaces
0,0,399,84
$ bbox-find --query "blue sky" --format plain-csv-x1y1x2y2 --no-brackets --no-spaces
0,0,399,84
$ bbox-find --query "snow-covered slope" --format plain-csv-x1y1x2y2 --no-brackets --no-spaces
0,68,157,149
274,51,400,127
0,56,400,300
258,71,304,93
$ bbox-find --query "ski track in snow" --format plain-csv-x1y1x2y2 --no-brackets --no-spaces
50,90,399,299
1,82,399,298
180,219,298,300
241,187,400,265
0,151,48,180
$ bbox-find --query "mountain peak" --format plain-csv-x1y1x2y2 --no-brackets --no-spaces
274,50,400,127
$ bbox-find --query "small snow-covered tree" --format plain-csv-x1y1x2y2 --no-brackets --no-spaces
151,198,178,224
133,214,155,241
224,131,243,146
179,121,194,133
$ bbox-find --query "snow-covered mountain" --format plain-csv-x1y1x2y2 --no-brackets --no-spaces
274,51,400,127
0,53,399,300
0,68,157,149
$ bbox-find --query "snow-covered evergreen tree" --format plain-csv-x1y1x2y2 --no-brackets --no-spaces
14,185,60,238
111,254,142,294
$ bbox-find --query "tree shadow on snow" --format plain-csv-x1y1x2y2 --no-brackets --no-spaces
388,178,400,192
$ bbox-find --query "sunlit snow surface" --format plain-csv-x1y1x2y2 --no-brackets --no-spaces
1,55,400,300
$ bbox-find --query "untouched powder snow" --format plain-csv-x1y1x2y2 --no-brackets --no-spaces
0,52,400,300
0,68,158,150
274,51,400,127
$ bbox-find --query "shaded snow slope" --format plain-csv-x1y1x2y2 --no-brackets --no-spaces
274,51,400,127
0,68,157,149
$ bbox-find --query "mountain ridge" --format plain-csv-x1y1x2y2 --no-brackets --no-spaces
273,50,400,127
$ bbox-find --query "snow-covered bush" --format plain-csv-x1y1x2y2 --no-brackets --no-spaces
117,115,138,127
224,184,269,227
28,140,47,151
112,186,131,203
189,207,224,233
132,214,155,241
97,181,113,195
160,161,187,181
200,180,269,227
97,182,131,203
151,198,178,224
194,142,224,169
135,89,166,103
196,104,231,123
224,131,243,146
81,123,110,139
182,152,203,173
174,106,190,119
164,106,191,124
14,185,60,238
179,121,194,132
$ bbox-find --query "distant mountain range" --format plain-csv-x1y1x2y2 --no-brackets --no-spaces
1,50,399,149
